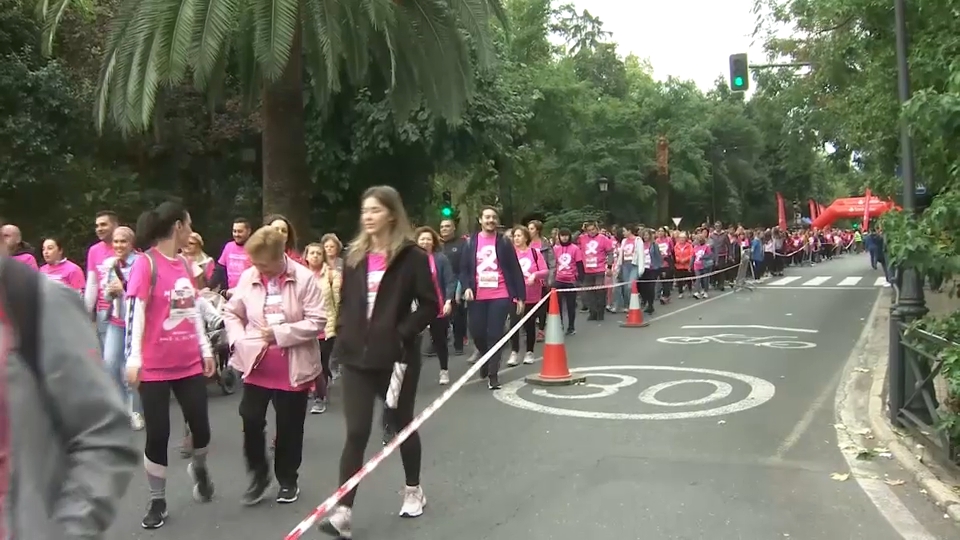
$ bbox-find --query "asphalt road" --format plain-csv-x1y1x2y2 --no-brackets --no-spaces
105,253,957,540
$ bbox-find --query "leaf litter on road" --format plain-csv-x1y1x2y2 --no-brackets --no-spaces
830,472,850,481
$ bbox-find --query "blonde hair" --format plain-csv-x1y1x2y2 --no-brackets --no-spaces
245,226,286,261
346,186,413,268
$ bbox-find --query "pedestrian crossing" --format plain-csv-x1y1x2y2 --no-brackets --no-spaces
766,275,890,288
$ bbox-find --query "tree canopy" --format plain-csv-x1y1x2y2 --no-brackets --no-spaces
4,0,843,256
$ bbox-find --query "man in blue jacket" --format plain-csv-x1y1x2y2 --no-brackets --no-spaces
459,207,526,390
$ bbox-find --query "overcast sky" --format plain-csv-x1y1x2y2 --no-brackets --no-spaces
570,0,770,90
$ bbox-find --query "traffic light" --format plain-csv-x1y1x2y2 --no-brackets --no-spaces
729,53,749,92
440,190,454,218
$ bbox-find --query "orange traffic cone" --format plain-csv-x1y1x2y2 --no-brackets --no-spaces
620,281,649,328
525,289,586,387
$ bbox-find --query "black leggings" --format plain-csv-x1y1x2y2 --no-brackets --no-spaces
509,308,536,353
428,317,449,370
240,384,308,486
140,375,210,467
339,361,422,507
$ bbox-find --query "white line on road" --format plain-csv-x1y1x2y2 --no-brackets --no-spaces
802,276,831,286
773,367,843,460
769,276,802,286
764,286,879,291
681,324,819,334
469,290,735,387
834,292,937,540
838,276,863,286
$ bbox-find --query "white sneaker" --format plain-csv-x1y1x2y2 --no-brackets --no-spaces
506,351,519,366
131,413,145,431
438,370,450,385
523,352,535,364
399,485,425,518
318,505,352,538
466,351,479,364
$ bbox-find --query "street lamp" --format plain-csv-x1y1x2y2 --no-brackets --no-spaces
888,0,932,425
597,177,609,193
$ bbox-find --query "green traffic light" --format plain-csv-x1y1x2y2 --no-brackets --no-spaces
441,207,453,217
733,76,744,87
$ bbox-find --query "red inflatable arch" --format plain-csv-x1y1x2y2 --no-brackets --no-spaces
810,196,896,229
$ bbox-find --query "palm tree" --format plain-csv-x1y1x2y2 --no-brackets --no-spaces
36,0,505,235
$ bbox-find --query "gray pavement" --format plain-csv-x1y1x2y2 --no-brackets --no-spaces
105,253,958,540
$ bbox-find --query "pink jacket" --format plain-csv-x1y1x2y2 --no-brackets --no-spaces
222,256,325,388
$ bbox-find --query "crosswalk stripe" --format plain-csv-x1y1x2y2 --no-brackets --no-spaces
802,276,831,286
874,276,890,287
769,276,802,286
838,276,863,286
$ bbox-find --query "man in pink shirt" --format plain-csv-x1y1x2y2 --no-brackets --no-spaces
84,210,119,347
577,222,614,321
0,225,38,270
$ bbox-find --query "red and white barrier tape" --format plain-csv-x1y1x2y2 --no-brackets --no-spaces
557,264,734,293
283,292,552,540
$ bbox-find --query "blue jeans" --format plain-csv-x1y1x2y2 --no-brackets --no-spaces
695,268,710,293
95,309,110,351
103,323,141,414
616,263,639,310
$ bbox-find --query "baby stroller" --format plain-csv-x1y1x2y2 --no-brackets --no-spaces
181,292,241,458
199,291,240,395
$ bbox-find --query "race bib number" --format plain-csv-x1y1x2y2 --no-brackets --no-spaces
585,256,599,268
478,270,499,288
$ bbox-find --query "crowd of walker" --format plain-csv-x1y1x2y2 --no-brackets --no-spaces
0,186,873,539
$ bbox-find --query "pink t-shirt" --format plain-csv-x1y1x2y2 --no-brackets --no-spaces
12,253,37,270
693,244,712,271
87,241,114,312
218,241,251,289
427,254,445,318
474,233,508,301
40,260,85,292
656,239,673,262
367,253,387,319
245,273,308,392
126,250,204,382
515,248,545,303
553,244,582,284
620,238,636,262
578,234,612,274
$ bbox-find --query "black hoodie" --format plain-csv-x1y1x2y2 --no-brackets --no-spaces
333,241,439,370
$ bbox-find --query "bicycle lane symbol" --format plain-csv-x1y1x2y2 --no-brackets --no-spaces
656,333,817,349
493,365,776,420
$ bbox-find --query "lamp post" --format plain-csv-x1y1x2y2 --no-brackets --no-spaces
888,0,932,424
597,177,610,221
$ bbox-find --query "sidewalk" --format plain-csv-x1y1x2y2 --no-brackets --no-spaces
861,291,960,522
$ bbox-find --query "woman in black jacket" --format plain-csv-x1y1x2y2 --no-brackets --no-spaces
319,186,439,539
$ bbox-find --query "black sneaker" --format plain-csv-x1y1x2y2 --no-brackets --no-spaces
241,471,271,506
277,484,300,504
453,348,464,356
488,380,502,390
141,498,167,529
188,462,215,502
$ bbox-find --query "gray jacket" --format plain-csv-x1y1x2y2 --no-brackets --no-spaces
3,268,138,539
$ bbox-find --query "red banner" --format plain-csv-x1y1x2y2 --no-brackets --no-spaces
808,199,818,219
862,188,872,231
776,192,787,230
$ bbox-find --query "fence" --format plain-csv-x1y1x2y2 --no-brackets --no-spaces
888,321,959,470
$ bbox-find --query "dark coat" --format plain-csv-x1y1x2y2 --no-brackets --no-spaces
333,241,439,370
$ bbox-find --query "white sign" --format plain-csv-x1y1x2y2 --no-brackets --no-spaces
671,217,682,228
657,333,816,349
493,365,776,420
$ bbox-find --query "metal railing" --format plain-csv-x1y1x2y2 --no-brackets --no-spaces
889,321,959,468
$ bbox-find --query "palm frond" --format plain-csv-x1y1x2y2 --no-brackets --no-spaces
192,0,240,89
252,0,299,80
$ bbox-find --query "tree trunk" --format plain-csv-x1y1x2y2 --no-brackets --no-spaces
656,172,670,226
261,19,311,245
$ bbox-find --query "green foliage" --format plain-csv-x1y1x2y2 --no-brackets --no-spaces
909,315,960,447
753,0,960,434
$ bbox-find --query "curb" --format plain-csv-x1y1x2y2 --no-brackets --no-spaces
863,295,960,522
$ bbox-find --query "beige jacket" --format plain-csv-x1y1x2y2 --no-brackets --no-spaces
317,264,341,339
